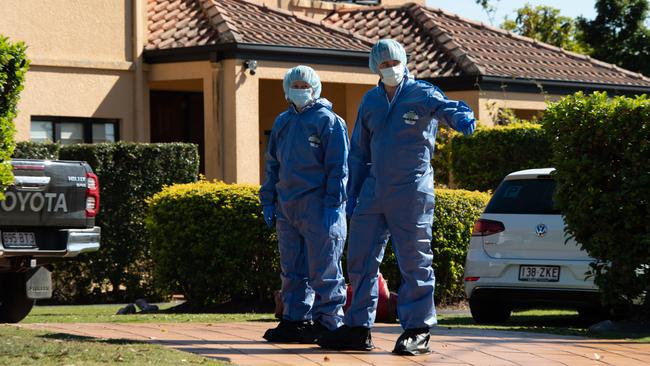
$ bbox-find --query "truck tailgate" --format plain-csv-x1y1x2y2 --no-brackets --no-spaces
0,160,91,228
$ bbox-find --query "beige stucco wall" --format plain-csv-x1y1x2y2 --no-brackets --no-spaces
1,0,148,142
0,0,132,64
15,66,135,141
477,90,563,126
220,59,261,184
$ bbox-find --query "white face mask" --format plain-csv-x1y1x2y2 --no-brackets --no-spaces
287,88,313,109
379,64,405,87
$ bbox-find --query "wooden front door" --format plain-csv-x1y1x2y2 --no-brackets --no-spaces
150,91,205,173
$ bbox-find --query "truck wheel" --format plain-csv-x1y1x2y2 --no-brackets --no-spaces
0,273,35,323
469,297,511,324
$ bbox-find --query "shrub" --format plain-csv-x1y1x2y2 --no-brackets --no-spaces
379,189,491,305
148,183,488,307
431,127,455,187
146,181,279,307
12,141,60,160
51,142,200,303
451,123,552,191
0,36,29,199
543,92,650,317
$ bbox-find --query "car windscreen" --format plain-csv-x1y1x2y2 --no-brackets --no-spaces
484,178,560,214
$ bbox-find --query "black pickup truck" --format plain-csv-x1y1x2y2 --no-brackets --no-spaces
0,159,101,322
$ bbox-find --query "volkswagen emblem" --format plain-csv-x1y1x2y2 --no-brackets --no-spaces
535,224,547,238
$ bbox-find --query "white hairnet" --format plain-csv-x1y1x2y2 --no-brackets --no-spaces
369,39,407,74
283,65,322,100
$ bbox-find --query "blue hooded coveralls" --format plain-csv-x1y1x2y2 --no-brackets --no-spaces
345,75,475,330
260,98,349,330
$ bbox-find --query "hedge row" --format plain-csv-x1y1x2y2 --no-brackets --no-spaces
146,181,278,307
146,182,490,307
450,123,552,192
543,92,650,316
0,36,29,199
13,141,60,160
14,142,200,303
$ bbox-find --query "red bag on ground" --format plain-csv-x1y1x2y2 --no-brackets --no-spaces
343,272,397,323
274,272,398,323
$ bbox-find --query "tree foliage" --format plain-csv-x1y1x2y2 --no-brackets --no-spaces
502,4,590,53
543,92,650,318
451,123,552,192
0,36,29,199
578,0,650,76
475,0,499,24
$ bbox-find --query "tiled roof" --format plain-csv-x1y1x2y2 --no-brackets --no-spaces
323,3,650,87
146,0,371,52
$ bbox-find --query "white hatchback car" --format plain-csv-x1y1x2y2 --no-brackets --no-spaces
464,168,602,323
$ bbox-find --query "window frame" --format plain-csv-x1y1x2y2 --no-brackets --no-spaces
30,116,120,144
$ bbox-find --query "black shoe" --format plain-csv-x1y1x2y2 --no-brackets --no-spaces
300,321,329,344
392,328,431,356
317,325,374,351
116,303,136,315
263,320,312,343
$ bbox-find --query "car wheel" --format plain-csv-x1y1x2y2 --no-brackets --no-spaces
0,273,35,323
469,297,511,324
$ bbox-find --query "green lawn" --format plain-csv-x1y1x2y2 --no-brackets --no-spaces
438,309,650,342
25,303,276,323
0,325,230,365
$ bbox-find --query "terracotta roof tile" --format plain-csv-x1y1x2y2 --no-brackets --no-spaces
146,0,371,52
323,3,650,87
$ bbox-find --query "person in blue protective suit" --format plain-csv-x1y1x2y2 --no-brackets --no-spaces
259,65,349,344
318,39,476,355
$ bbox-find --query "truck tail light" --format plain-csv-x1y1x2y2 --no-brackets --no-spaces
471,219,505,236
86,172,100,217
464,277,480,282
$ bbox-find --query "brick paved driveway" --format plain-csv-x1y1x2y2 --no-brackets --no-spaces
23,322,650,366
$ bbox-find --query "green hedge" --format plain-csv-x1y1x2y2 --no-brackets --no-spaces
49,142,200,303
147,183,489,307
379,189,491,305
146,181,279,307
0,36,29,199
451,123,552,191
431,127,454,187
543,92,650,316
12,141,60,160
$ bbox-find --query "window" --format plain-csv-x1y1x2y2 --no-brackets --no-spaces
485,179,560,215
30,116,118,144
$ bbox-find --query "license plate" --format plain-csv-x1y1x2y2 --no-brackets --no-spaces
1,231,37,249
519,265,560,282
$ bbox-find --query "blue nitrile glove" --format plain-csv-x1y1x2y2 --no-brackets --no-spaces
262,205,275,229
323,207,340,228
346,195,357,219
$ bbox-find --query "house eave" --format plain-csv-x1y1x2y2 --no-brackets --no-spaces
424,75,650,96
143,43,370,67
481,75,650,95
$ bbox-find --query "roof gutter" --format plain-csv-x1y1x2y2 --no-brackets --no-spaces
424,75,650,95
479,75,650,96
143,43,370,67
